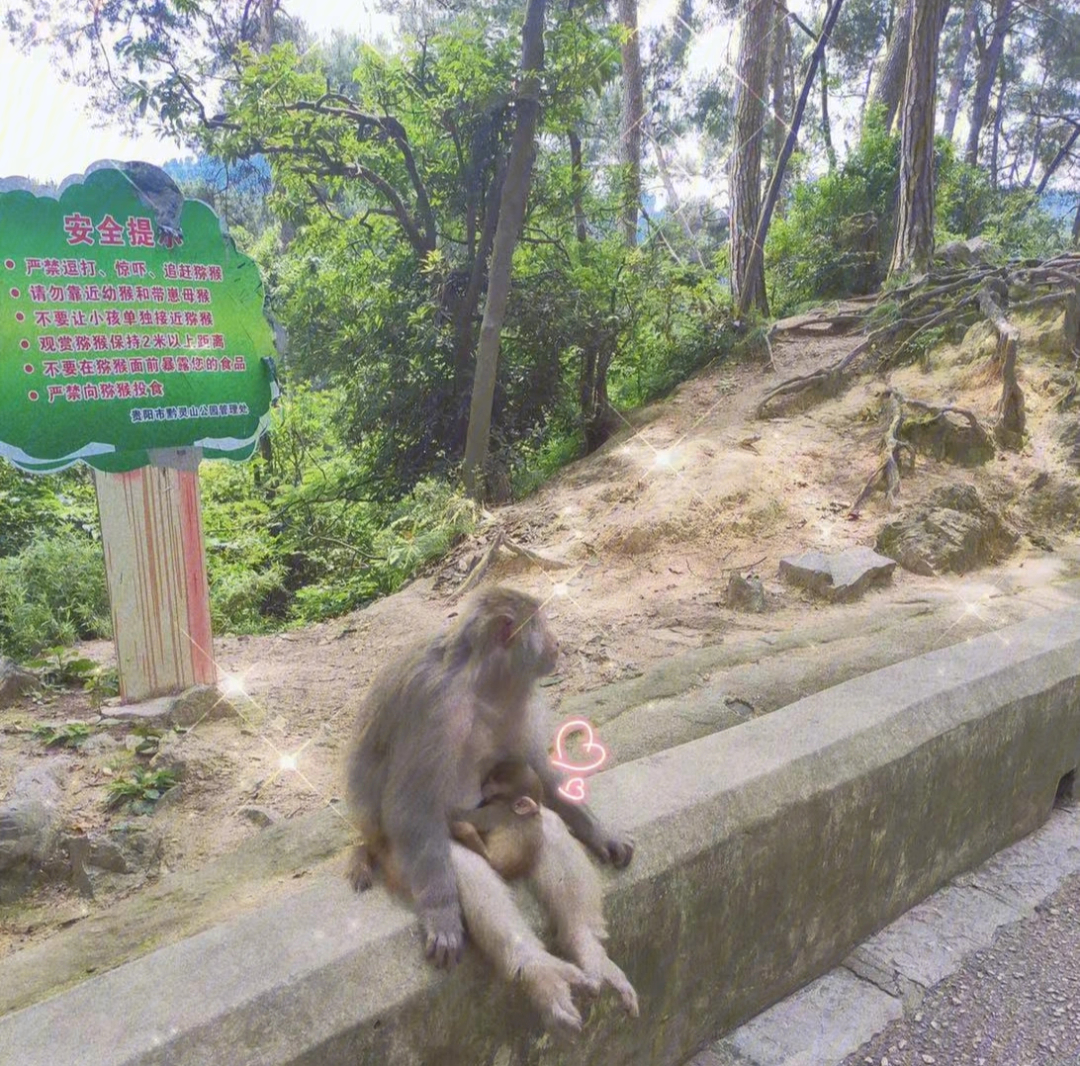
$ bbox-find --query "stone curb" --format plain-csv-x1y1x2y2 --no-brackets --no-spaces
2,607,1079,1066
690,803,1080,1066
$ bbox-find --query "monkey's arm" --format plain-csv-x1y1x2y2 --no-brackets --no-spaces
383,763,465,967
451,804,508,833
526,746,634,868
450,820,491,860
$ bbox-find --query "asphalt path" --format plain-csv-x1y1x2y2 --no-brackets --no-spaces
840,867,1080,1066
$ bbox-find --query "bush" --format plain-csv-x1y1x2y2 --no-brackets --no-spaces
0,533,111,660
765,112,901,314
0,464,99,559
936,149,1065,257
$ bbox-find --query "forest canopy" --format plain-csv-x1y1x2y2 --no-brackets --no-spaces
1,0,1077,658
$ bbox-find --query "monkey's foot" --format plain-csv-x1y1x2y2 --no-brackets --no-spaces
519,956,599,1032
582,826,635,868
346,845,375,892
422,905,465,968
598,960,639,1018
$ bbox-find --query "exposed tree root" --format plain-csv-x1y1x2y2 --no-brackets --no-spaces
849,387,994,513
455,530,571,597
757,253,1080,422
976,285,1025,447
850,389,909,513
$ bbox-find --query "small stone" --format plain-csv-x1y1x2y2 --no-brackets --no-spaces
237,805,278,828
726,572,766,612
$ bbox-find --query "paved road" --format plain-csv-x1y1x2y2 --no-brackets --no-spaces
840,867,1080,1066
689,802,1080,1066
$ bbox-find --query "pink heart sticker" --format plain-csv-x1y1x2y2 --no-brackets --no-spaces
551,718,608,774
557,777,587,803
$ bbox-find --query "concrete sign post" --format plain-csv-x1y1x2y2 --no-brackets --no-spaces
0,163,279,700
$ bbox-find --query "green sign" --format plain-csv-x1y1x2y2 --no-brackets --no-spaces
0,165,278,473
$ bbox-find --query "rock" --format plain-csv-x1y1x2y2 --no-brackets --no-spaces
0,658,39,707
876,484,1018,576
150,731,189,775
727,572,767,613
237,805,279,828
0,763,68,901
935,236,998,269
778,546,896,602
59,822,165,897
936,241,972,268
111,684,239,729
79,733,122,756
88,823,164,874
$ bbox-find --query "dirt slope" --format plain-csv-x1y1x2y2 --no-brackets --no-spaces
3,312,1080,958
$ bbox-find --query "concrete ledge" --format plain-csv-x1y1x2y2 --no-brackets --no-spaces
3,607,1080,1066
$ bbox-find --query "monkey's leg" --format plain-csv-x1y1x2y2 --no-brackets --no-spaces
346,843,376,892
449,821,491,861
530,810,640,1018
450,843,600,1031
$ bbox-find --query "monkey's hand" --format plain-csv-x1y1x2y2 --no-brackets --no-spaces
580,826,635,868
544,787,636,868
422,903,465,968
591,833,630,868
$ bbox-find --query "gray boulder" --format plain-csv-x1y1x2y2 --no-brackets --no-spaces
778,546,896,602
876,484,1017,576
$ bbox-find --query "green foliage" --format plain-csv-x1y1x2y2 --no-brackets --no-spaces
129,725,165,757
85,665,121,707
25,647,99,686
765,113,901,314
198,383,479,628
0,534,111,660
610,253,735,407
510,431,586,499
106,768,179,810
936,147,1067,258
0,465,98,559
32,720,93,749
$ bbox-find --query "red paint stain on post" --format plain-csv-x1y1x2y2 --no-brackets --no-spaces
179,470,216,684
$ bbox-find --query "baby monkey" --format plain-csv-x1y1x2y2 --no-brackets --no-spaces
450,761,545,881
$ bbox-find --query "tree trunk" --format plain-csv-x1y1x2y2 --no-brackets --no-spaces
989,58,1007,187
1036,124,1080,195
769,0,790,168
617,0,644,246
868,0,912,131
820,51,837,170
942,0,977,142
462,0,546,500
730,0,774,316
1073,199,1080,247
889,0,949,277
739,0,846,319
451,157,505,391
568,128,588,244
965,0,1013,166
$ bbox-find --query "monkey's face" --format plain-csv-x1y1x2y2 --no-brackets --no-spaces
523,611,559,676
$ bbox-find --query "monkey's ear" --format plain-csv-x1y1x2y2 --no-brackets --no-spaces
512,796,540,816
495,612,518,647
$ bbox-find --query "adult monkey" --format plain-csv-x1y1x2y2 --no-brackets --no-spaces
345,586,636,1028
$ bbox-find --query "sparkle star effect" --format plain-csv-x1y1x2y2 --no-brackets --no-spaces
177,628,356,831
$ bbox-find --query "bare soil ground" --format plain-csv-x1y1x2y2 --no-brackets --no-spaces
3,310,1080,959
